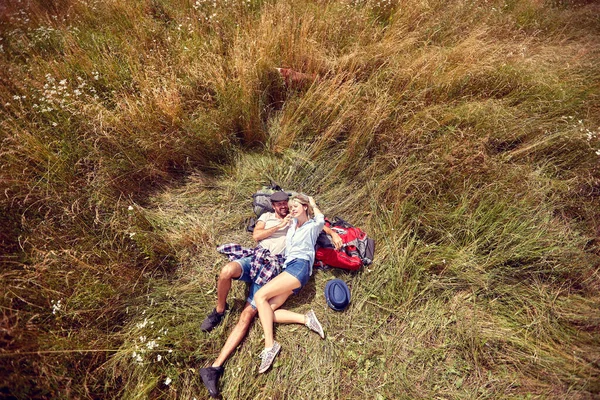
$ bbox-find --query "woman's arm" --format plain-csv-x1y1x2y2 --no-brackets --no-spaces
308,196,323,217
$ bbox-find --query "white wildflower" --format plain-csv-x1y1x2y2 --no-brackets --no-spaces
136,318,148,329
157,354,162,361
128,205,134,211
164,377,172,386
146,340,158,350
51,299,62,315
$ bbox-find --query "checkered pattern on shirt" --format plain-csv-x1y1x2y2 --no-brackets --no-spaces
216,243,285,286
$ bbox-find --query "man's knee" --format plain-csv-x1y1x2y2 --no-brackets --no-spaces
238,306,257,326
220,261,242,280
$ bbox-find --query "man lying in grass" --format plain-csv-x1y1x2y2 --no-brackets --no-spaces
200,192,341,398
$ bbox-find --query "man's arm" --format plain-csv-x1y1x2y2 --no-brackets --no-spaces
252,216,291,242
323,225,343,250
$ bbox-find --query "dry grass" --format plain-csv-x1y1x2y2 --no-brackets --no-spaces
1,0,600,398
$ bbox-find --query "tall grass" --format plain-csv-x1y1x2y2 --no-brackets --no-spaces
1,0,599,398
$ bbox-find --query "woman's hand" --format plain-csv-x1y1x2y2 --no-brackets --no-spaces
278,214,292,228
308,196,317,208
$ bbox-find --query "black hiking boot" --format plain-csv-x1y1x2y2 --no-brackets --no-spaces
200,366,224,398
200,304,229,332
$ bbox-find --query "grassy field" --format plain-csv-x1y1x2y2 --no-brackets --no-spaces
1,0,599,398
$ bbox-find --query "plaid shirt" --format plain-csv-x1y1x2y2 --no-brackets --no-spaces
216,243,285,286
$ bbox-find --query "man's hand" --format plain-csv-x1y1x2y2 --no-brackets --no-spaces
253,216,290,242
323,225,343,250
331,232,343,250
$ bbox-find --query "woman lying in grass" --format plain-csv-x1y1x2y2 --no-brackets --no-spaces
253,194,326,373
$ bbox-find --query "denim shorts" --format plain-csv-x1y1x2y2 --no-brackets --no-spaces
283,258,311,294
233,256,262,309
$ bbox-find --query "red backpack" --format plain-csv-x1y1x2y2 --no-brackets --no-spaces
315,217,375,271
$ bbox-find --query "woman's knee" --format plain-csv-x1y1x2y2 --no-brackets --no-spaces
254,290,268,306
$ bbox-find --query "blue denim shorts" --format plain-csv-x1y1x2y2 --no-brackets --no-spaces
234,256,262,309
283,258,311,294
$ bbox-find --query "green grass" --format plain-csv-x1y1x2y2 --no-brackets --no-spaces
1,0,600,398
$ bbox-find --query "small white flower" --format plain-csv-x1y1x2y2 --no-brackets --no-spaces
51,299,63,315
52,122,57,127
136,318,148,329
157,354,162,361
164,377,172,386
146,340,158,350
128,205,134,211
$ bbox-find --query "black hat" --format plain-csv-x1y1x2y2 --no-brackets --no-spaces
324,279,351,311
270,191,289,202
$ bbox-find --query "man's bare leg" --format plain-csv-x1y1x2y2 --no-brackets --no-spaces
216,261,242,313
212,303,257,367
200,302,257,398
201,261,242,332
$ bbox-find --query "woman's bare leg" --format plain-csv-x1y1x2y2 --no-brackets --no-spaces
254,272,299,348
273,309,305,324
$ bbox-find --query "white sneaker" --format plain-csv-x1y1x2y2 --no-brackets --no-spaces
305,309,325,339
258,341,281,373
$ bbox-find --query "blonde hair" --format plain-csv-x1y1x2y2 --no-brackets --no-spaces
289,194,313,218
